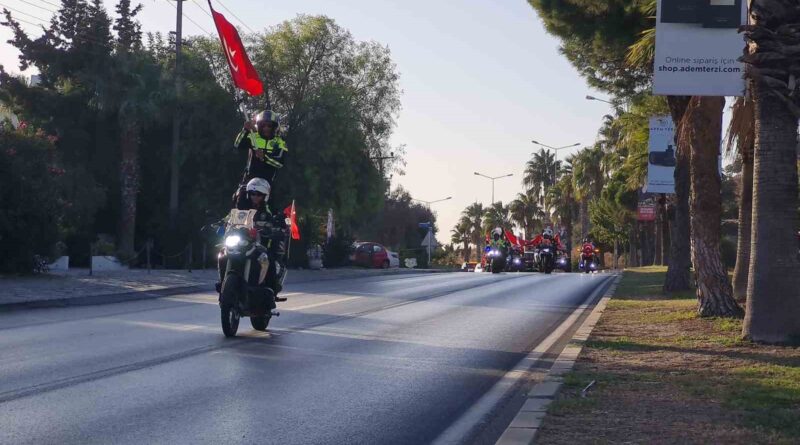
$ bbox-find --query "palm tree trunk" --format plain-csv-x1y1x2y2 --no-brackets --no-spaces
732,148,753,301
742,83,800,342
654,212,663,266
579,199,589,239
664,96,692,291
118,120,140,258
685,96,742,317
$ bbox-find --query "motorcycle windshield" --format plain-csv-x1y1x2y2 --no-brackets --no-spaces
227,209,257,229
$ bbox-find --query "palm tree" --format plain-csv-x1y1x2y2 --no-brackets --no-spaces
451,219,472,262
523,149,560,201
627,0,691,291
725,96,755,301
741,3,800,342
509,191,543,240
683,96,742,317
461,202,485,256
572,146,604,238
548,161,576,256
483,201,511,234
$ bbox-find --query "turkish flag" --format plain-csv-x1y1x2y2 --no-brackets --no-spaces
504,229,520,247
284,201,300,240
209,3,263,96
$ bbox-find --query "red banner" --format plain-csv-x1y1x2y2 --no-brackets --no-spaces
210,2,263,96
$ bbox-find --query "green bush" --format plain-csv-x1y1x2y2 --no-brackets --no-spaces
0,121,102,273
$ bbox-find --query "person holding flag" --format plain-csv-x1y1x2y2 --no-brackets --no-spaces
232,110,288,209
207,1,287,209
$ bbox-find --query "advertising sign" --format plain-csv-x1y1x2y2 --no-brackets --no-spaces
646,116,676,194
637,190,657,222
653,0,747,96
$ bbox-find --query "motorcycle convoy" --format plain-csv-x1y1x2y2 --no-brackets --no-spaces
210,109,603,336
482,227,600,275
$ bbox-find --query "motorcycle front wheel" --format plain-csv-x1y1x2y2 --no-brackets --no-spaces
220,277,240,337
250,316,271,331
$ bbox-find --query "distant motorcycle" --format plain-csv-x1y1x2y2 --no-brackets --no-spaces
535,239,556,274
556,250,570,272
578,244,600,274
216,209,286,337
485,245,508,274
507,247,525,272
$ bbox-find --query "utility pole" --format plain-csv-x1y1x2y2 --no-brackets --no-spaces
370,152,394,192
168,0,185,230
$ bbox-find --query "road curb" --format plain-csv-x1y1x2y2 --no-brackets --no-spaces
495,273,623,445
0,268,451,312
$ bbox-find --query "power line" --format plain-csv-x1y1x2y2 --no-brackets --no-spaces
3,11,116,51
14,0,54,13
0,3,49,22
213,0,254,33
190,0,213,19
38,0,60,8
166,0,213,36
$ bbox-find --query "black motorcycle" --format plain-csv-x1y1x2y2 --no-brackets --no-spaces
216,209,286,337
535,239,556,274
485,245,508,274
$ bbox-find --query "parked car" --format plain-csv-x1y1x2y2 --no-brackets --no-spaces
387,251,401,268
349,242,392,268
461,261,478,272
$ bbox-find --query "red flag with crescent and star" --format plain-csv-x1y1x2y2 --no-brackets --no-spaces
209,1,263,96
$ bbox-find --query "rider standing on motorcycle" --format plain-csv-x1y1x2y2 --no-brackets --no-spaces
218,178,289,300
232,110,288,209
489,228,509,249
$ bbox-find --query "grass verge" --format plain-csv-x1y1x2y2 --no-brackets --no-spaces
537,266,800,445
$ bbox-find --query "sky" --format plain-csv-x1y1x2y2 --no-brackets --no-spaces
0,0,618,243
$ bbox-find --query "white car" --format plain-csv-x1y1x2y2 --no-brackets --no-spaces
387,251,401,268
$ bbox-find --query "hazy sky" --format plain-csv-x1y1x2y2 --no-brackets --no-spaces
0,0,617,242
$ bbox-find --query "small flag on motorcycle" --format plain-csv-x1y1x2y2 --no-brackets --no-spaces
284,200,300,240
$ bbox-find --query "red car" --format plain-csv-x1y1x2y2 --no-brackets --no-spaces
350,242,392,268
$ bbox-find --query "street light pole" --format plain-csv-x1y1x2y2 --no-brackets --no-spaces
530,140,580,217
585,95,614,105
473,172,513,205
411,196,452,265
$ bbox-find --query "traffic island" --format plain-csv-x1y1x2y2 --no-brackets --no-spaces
535,266,800,444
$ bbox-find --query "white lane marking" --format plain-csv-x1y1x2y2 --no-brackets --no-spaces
284,296,361,311
432,275,613,445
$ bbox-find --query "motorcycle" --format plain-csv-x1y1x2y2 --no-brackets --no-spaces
578,245,600,273
216,209,286,337
485,245,508,274
556,250,570,272
507,247,525,272
535,239,556,274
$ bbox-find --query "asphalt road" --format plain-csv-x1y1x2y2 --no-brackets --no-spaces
0,271,612,445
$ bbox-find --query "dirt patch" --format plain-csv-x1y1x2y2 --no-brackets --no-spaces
536,268,800,445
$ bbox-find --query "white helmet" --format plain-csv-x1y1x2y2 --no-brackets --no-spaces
245,178,271,199
543,227,554,237
492,227,503,237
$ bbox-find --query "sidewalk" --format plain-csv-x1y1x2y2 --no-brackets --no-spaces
0,267,449,310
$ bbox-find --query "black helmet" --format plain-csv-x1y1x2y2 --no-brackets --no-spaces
254,110,280,129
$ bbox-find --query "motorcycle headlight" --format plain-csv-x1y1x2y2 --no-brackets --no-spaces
224,235,242,248
514,258,521,264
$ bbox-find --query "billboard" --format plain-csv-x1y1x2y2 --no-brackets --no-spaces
637,190,657,221
646,115,676,194
653,0,747,96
